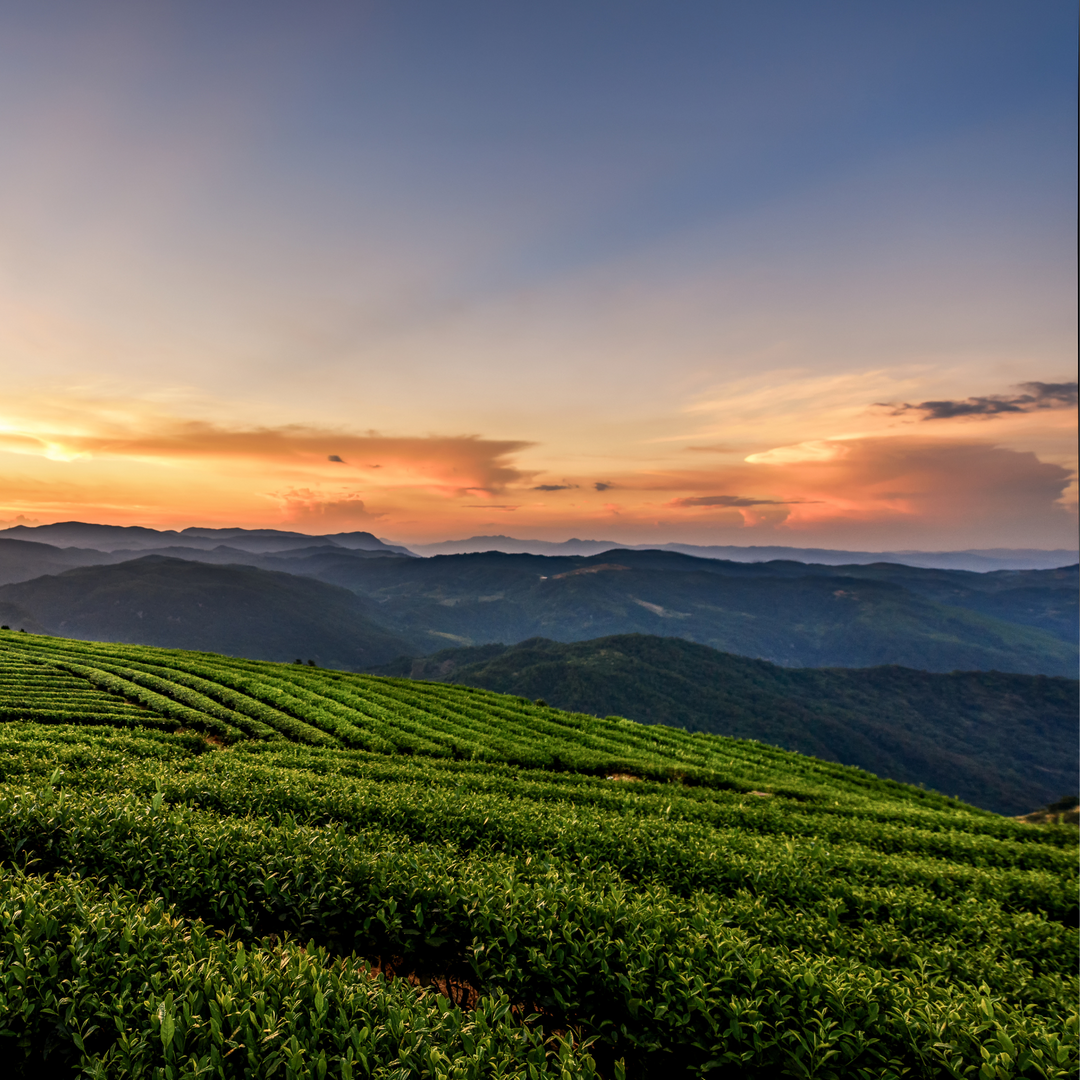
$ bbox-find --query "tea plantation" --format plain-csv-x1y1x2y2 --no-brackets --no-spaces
0,631,1075,1079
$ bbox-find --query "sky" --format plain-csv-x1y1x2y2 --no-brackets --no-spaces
0,0,1076,549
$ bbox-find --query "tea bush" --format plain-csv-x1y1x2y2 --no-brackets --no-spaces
0,632,1074,1078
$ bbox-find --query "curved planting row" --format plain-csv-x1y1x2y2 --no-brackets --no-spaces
0,633,960,805
0,721,1074,1079
0,633,1037,810
0,652,173,730
0,634,782,783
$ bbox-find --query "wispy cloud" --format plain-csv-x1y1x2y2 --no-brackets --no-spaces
880,381,1078,421
667,494,812,508
0,396,534,495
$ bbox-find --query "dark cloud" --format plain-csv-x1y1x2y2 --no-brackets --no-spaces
882,381,1078,421
669,494,802,508
328,454,345,463
533,483,577,491
594,481,613,491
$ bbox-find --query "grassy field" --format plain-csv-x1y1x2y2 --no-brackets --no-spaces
0,630,1076,1078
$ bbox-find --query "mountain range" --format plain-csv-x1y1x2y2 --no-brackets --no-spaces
299,548,1077,675
2,521,1074,571
407,535,1078,571
0,533,1075,676
0,521,412,555
0,522,1074,816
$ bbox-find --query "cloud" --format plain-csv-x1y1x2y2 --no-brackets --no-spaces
667,494,809,508
273,488,381,529
740,436,1077,537
881,381,1078,421
566,433,1074,545
745,441,848,465
0,387,1073,546
0,396,534,495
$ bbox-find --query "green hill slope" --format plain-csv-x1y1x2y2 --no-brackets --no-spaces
794,561,1078,642
374,634,1078,815
0,631,1075,1079
0,556,418,668
301,550,1077,675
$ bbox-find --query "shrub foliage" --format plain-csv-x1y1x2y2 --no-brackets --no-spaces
0,632,1075,1078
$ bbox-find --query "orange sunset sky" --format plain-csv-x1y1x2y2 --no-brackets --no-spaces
0,3,1076,550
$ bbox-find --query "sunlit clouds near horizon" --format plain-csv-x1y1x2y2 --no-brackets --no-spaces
0,1,1075,549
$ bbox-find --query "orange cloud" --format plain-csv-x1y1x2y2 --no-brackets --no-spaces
759,437,1074,527
0,399,532,495
0,390,1074,547
0,395,542,534
666,494,808,508
272,488,383,530
596,436,1074,544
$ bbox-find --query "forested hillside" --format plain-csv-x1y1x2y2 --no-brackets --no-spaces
303,550,1077,674
377,633,1079,815
3,547,1073,677
0,558,415,668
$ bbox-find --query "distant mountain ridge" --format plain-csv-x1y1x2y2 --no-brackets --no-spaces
408,535,1078,572
3,522,1074,571
0,521,414,556
0,538,118,587
0,536,412,588
372,633,1079,816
